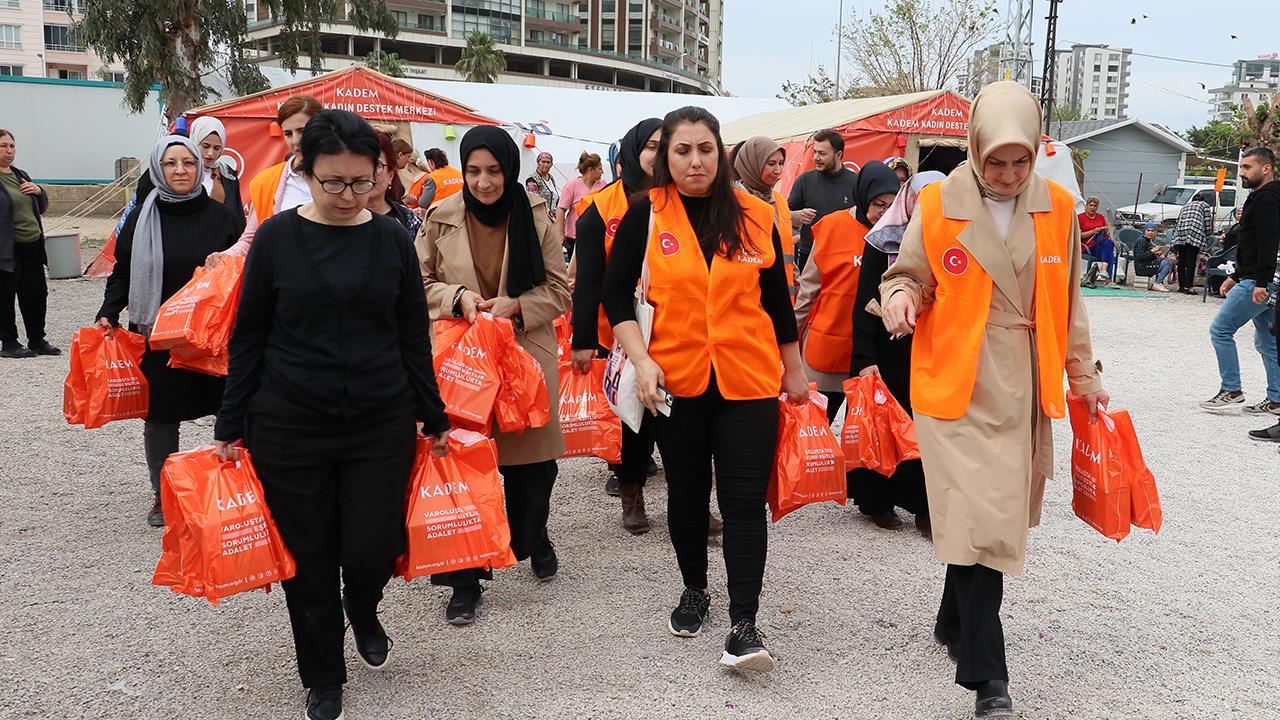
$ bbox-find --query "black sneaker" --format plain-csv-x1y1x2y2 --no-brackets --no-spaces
445,585,483,625
646,457,660,477
147,495,164,528
0,342,35,359
27,341,61,356
668,587,711,637
342,598,392,670
305,684,343,720
605,473,621,497
974,679,1014,718
531,539,558,580
720,619,776,672
1248,422,1280,443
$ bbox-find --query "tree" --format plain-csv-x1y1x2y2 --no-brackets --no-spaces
777,65,870,106
364,49,406,78
80,0,400,119
839,0,999,94
1241,93,1279,151
455,32,506,83
1049,105,1083,122
1183,111,1250,158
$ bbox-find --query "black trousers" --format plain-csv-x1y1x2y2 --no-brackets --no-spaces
0,241,47,345
655,376,777,625
935,563,1007,689
1176,245,1199,292
616,419,657,488
246,402,417,689
143,420,180,495
432,459,558,588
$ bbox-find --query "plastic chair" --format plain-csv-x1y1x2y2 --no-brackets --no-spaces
1112,227,1142,285
1201,245,1238,303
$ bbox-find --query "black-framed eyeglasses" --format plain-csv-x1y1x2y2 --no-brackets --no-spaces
318,178,376,195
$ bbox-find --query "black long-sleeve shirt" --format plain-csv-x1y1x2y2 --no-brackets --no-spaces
600,194,798,345
1234,180,1280,284
571,202,610,350
213,209,449,441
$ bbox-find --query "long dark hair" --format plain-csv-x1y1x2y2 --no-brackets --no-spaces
652,106,753,258
375,130,406,204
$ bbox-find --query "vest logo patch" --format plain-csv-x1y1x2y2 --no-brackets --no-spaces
942,246,969,275
659,231,680,256
606,216,622,237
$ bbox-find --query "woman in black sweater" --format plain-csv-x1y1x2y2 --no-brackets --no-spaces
212,111,450,720
96,135,238,527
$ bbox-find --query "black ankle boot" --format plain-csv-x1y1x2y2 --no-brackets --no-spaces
974,678,1014,718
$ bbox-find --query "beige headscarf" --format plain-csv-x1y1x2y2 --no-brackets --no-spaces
967,81,1043,201
733,136,785,201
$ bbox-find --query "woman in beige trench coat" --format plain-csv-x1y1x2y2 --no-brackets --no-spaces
881,82,1109,719
415,126,571,627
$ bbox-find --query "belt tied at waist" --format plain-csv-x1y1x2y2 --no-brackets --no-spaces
986,309,1035,330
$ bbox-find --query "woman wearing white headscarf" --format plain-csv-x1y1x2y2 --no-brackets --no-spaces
96,135,240,528
881,82,1109,718
133,117,245,237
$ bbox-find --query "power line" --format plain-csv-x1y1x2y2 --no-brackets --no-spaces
1062,41,1233,69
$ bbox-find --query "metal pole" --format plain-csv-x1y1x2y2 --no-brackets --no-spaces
834,0,844,99
1040,0,1060,134
1132,172,1143,228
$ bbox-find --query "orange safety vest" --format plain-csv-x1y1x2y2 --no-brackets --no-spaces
645,185,782,400
800,210,867,373
772,189,796,302
407,165,464,208
248,161,288,225
911,180,1075,421
587,181,630,349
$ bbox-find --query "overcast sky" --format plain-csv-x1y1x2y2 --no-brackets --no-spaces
721,0,1271,132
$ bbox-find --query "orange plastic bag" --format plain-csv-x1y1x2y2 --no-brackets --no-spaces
1110,410,1162,533
769,390,847,521
62,326,149,429
432,314,506,431
148,255,245,353
840,374,919,476
152,446,296,604
1067,394,1131,542
494,327,552,435
167,345,228,376
558,358,622,463
552,313,572,361
396,430,518,580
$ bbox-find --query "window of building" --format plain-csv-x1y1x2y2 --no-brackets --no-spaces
243,0,256,20
1105,108,1116,116
44,23,85,51
0,64,21,75
1093,64,1101,71
452,14,515,44
42,0,78,11
0,0,19,9
53,68,81,79
392,10,408,26
0,23,19,48
417,13,434,29
102,70,124,82
601,18,614,51
602,0,615,11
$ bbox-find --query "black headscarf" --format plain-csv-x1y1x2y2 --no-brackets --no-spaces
853,160,902,228
460,126,546,298
618,118,663,194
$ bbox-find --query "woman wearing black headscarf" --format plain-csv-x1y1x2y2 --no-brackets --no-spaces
416,126,572,625
569,117,663,533
851,166,941,536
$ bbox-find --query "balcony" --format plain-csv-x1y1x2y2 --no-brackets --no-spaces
526,7,579,26
46,43,86,52
651,39,682,58
652,13,681,32
42,0,79,12
396,19,445,34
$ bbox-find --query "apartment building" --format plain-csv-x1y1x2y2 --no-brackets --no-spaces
244,0,725,95
0,0,123,80
1052,43,1131,121
1208,56,1280,122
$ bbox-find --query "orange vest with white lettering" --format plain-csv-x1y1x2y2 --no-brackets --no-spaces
801,210,867,373
645,185,782,400
587,181,631,349
772,189,796,301
248,161,288,224
427,165,464,204
911,179,1075,420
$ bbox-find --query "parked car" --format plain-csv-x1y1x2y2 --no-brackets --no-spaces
1115,184,1246,231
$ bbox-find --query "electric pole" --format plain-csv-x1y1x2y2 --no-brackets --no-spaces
1041,0,1062,134
834,0,844,100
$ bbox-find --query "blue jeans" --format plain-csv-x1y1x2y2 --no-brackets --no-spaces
1210,279,1280,401
1156,258,1174,284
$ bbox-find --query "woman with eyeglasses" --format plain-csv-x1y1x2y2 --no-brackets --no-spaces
95,135,240,527
213,110,451,720
794,161,901,423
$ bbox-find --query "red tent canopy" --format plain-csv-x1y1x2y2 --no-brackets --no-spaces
722,90,972,197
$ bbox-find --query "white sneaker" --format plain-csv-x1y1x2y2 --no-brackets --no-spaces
1151,283,1170,293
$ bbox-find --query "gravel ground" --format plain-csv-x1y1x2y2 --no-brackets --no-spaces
4,277,1279,720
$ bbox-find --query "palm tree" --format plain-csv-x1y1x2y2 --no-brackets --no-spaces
456,32,506,83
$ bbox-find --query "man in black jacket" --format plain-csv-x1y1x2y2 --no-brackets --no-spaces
787,129,858,272
0,129,58,359
1200,148,1280,421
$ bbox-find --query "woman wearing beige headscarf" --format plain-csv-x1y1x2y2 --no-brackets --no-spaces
733,137,796,298
881,82,1109,718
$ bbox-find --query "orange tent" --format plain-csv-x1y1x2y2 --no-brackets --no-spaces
721,90,972,197
86,67,501,276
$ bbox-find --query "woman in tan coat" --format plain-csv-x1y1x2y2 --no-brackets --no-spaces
416,126,571,626
881,82,1109,718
